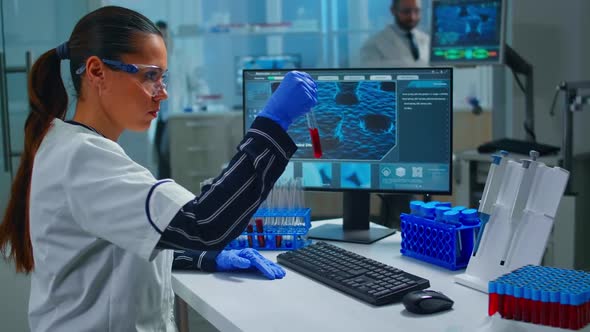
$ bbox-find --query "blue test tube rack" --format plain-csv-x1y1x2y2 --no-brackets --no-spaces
226,208,312,251
400,201,481,270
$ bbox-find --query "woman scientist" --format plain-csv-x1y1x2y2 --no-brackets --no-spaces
0,6,317,331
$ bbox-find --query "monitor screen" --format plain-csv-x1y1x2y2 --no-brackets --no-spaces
429,0,505,65
235,54,301,95
243,68,453,243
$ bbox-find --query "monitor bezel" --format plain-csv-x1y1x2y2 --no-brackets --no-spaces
429,0,507,66
242,67,454,196
235,53,302,95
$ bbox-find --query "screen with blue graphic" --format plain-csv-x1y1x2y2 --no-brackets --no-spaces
430,0,505,65
242,68,453,194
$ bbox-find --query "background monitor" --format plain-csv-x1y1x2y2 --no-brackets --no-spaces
243,68,453,243
235,54,301,95
429,0,506,65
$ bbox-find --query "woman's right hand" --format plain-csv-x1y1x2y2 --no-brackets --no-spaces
257,71,318,131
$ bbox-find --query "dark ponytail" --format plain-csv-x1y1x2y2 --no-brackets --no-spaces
0,5,161,273
0,48,67,273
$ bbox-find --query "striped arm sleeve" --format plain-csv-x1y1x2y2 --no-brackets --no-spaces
172,250,219,272
156,117,296,251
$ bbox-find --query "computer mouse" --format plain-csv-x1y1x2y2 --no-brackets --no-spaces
402,290,454,314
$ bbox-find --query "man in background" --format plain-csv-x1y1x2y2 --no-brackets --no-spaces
360,0,430,227
154,20,171,179
360,0,430,67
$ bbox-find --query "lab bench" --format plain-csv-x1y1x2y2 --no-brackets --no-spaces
172,219,589,332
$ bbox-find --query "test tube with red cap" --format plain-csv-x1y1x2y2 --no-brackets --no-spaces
306,110,322,158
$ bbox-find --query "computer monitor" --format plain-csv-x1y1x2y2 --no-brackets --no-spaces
235,54,301,95
242,68,453,244
429,0,506,65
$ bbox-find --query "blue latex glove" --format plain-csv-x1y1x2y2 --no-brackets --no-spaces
215,248,286,280
257,70,318,131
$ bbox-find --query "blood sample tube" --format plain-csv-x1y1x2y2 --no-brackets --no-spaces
504,283,514,319
531,288,541,324
246,224,254,248
550,290,560,327
306,110,322,158
541,290,550,326
255,218,266,248
489,281,499,316
522,287,532,323
560,292,570,329
497,283,505,317
514,285,523,321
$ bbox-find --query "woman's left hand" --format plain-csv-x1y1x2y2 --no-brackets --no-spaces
215,248,286,280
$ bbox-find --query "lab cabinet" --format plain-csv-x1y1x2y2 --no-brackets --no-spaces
168,112,243,193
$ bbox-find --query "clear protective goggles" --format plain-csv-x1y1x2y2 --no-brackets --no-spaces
76,58,168,97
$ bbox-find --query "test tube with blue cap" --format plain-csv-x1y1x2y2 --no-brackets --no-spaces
460,208,480,252
451,206,466,212
443,210,463,257
421,202,437,220
410,200,424,216
435,206,451,222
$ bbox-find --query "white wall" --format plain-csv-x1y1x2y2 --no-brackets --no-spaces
509,0,590,154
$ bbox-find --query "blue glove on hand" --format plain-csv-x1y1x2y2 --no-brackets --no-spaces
257,70,318,131
215,248,286,280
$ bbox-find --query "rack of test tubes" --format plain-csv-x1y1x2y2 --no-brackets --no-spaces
489,265,590,330
226,178,312,251
400,200,481,270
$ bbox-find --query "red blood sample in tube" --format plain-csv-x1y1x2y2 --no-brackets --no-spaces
489,293,499,316
255,218,266,247
246,224,254,247
309,128,322,158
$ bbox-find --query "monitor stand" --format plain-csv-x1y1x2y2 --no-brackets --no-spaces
307,191,396,244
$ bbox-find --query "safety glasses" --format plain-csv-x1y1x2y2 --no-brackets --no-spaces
76,59,168,97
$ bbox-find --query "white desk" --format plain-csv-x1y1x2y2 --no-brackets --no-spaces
172,220,586,332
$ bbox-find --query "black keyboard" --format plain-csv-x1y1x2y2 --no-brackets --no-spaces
277,242,430,306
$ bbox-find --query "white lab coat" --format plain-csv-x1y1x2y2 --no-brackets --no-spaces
360,24,430,68
28,119,195,331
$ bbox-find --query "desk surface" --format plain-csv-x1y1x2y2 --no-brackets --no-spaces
172,220,585,332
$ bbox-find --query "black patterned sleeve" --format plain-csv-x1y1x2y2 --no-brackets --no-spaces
156,117,296,252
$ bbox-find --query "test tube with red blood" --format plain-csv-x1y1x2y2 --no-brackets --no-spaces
246,223,254,248
255,218,266,247
306,110,322,158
